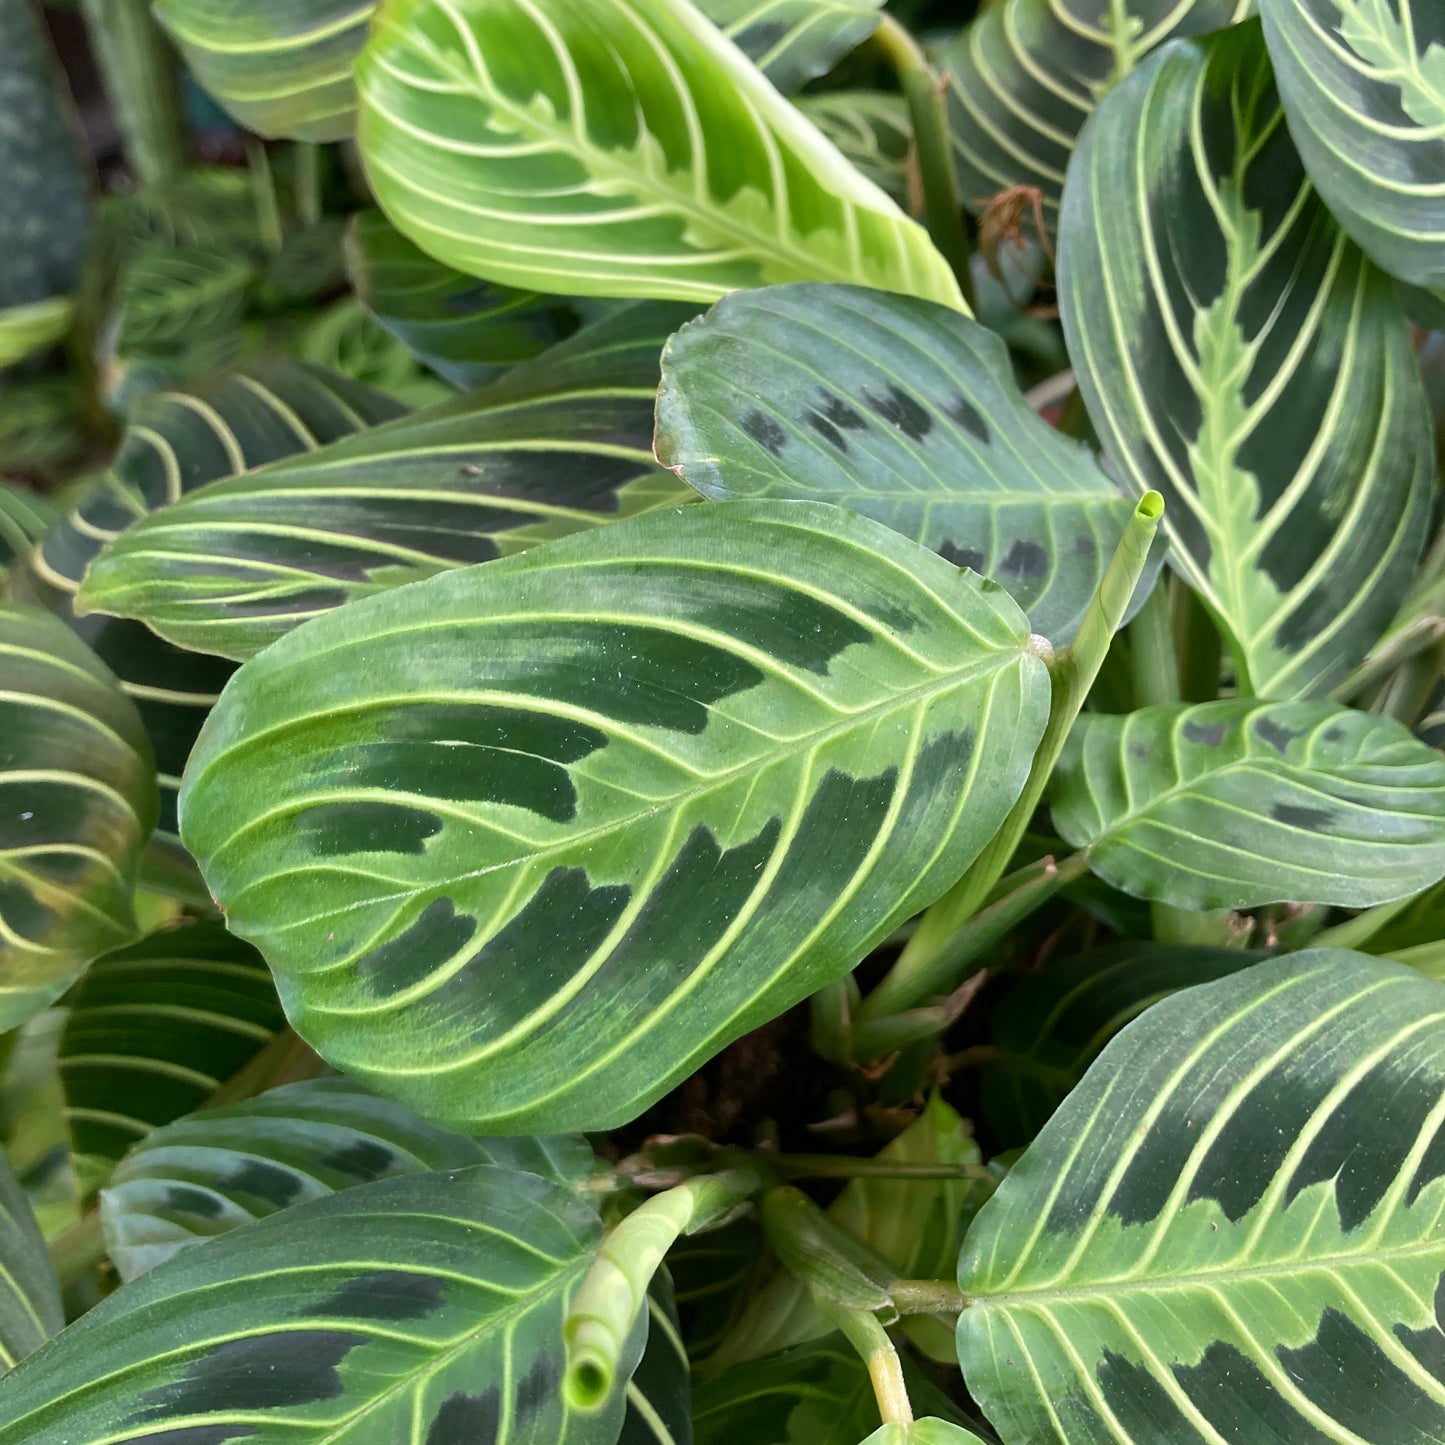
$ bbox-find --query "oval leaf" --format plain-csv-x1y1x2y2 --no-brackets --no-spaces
958,950,1445,1443
348,208,582,388
153,0,373,141
1260,0,1445,292
181,501,1050,1132
942,0,1247,241
355,0,962,307
0,606,156,1030
655,282,1142,643
1058,24,1436,699
1051,699,1445,909
77,303,697,661
58,921,286,1196
100,1075,595,1279
0,1165,632,1443
0,1145,62,1374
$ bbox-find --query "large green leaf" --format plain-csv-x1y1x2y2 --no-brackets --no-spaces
957,949,1445,1443
76,303,697,661
154,0,374,141
355,0,962,307
0,606,156,1031
620,1272,693,1445
941,0,1247,242
655,283,1143,644
699,0,882,93
100,1076,592,1279
0,1165,638,1442
0,1145,61,1374
0,297,74,372
181,501,1050,1132
58,921,286,1195
348,208,581,388
1051,699,1445,909
28,357,404,831
0,0,90,311
981,944,1260,1148
1260,0,1445,292
1058,24,1436,699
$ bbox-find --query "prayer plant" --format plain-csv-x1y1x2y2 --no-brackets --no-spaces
0,0,1442,1440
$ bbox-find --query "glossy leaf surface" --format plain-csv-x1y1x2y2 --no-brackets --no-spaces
941,0,1247,241
0,1146,62,1374
77,303,696,661
981,944,1259,1147
58,921,286,1194
1051,699,1445,909
656,283,1138,643
0,1166,635,1443
1058,25,1436,698
700,0,882,92
355,0,961,306
348,208,581,388
181,501,1049,1132
0,606,156,1030
958,950,1445,1443
100,1076,593,1279
153,0,373,140
1260,0,1445,292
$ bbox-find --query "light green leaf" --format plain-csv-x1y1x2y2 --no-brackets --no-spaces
1260,0,1445,292
941,0,1248,241
77,303,696,661
355,0,963,307
0,1165,638,1443
655,282,1144,644
980,943,1260,1148
862,1423,989,1445
58,921,286,1197
0,481,56,585
715,1094,982,1368
154,0,375,141
958,949,1445,1443
0,297,74,372
0,1146,62,1375
348,207,582,388
800,92,913,208
0,0,90,311
0,606,156,1032
180,500,1050,1132
100,1076,592,1279
699,0,882,92
1051,698,1445,910
31,357,404,832
1058,24,1436,698
295,296,453,407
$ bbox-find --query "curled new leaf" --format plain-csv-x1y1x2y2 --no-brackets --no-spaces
0,606,156,1030
958,950,1445,1442
1051,699,1445,910
355,0,962,307
181,501,1049,1132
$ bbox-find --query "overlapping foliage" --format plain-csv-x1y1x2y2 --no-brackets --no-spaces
1,0,1441,1440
